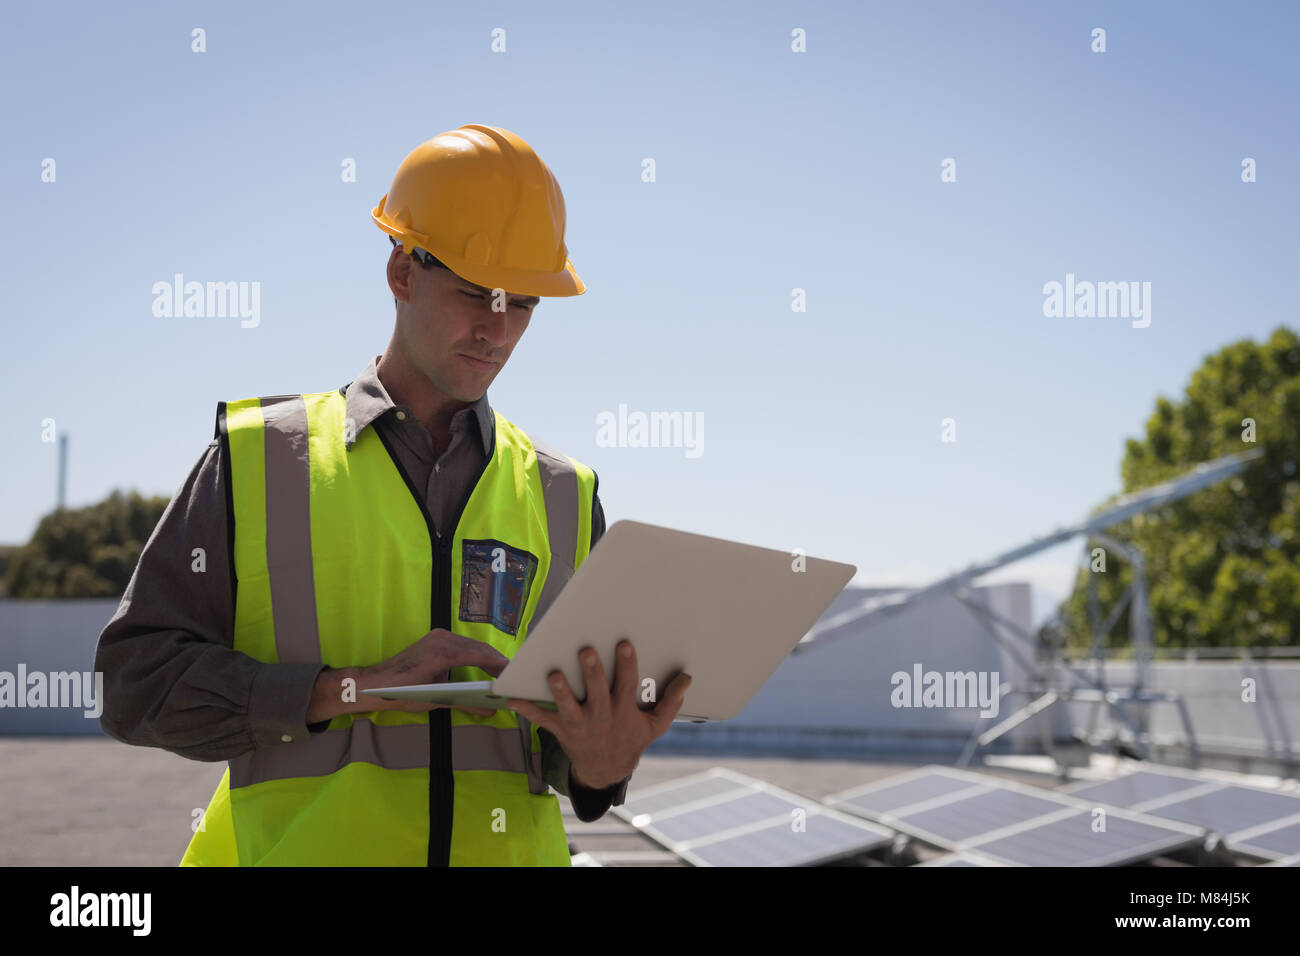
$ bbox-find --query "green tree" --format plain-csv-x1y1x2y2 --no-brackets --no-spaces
4,490,170,598
1058,326,1300,652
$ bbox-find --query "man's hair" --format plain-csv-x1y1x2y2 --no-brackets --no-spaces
389,234,451,272
390,235,450,307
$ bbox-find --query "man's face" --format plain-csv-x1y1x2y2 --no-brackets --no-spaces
388,248,539,401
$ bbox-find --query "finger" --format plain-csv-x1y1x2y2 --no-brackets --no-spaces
547,668,585,724
579,647,611,719
455,705,499,716
611,639,638,708
451,636,510,677
509,698,562,736
469,648,510,679
649,673,693,734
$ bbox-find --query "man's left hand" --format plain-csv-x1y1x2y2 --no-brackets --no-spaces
508,640,691,791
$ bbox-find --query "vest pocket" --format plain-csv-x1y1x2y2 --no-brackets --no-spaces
459,538,539,637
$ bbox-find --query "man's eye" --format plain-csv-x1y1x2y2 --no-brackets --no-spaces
461,290,531,310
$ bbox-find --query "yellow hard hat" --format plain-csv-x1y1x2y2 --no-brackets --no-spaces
372,124,585,297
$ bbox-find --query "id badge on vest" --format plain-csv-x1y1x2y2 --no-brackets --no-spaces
459,539,539,637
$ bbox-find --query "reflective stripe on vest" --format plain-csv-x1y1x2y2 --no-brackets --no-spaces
181,389,595,866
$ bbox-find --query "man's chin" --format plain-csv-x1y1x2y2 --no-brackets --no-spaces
427,367,490,403
452,381,489,403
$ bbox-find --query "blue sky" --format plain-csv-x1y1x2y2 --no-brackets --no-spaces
2,0,1296,622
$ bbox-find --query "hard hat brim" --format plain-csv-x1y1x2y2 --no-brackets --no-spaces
372,210,586,297
439,249,587,298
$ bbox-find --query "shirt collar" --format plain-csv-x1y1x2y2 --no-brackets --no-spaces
342,354,494,456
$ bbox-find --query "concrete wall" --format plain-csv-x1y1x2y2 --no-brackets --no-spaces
1058,660,1300,768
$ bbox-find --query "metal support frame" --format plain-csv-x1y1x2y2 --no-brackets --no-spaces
951,588,1196,773
911,534,1211,774
793,450,1260,774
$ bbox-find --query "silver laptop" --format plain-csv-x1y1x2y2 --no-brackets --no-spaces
360,520,856,722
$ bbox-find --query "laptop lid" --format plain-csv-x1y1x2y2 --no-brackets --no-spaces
488,520,856,721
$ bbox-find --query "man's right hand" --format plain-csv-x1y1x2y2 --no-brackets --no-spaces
307,628,510,724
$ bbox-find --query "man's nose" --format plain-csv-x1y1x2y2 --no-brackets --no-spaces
474,306,510,347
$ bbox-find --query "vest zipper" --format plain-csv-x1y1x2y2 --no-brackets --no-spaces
432,430,492,866
371,426,454,867
429,529,454,868
371,418,494,868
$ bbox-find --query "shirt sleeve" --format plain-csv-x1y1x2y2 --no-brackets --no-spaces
94,431,327,762
536,478,634,821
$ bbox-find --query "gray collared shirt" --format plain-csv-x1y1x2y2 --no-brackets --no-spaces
94,355,628,826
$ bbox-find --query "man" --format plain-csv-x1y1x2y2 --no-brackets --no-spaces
95,124,691,866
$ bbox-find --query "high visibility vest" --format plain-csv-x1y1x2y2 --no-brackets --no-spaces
180,386,597,866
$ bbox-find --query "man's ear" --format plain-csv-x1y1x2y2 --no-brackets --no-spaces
387,246,412,307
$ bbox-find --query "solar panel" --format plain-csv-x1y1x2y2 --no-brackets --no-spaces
1146,785,1300,836
827,764,1205,867
829,768,984,816
1060,764,1300,862
615,768,893,867
896,786,1071,844
686,811,889,867
648,790,798,844
970,810,1201,867
620,774,750,816
1064,770,1206,808
1233,820,1300,859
